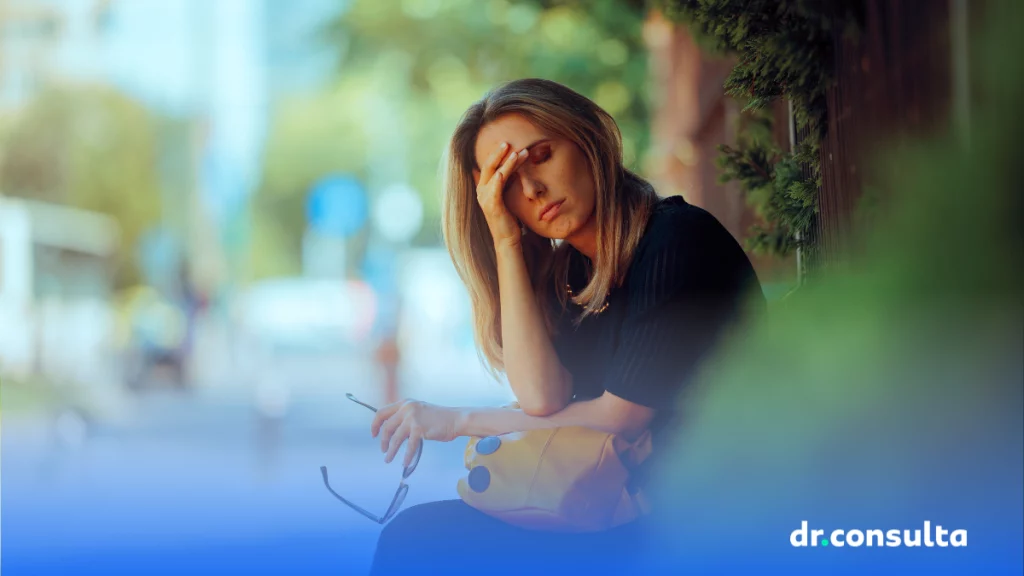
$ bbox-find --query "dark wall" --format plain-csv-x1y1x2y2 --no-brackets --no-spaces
801,0,966,275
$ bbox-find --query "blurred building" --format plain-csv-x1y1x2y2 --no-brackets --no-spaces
1,0,349,391
1,0,347,285
264,0,341,104
0,195,119,383
0,0,99,110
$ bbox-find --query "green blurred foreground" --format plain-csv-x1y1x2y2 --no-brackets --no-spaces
648,0,1022,567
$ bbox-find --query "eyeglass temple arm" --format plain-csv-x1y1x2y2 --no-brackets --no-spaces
346,393,378,413
320,466,384,524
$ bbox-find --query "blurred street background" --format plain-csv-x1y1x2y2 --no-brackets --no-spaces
5,0,1016,574
0,1,702,572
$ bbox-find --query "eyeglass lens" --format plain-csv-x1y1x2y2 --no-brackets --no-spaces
325,393,422,524
403,442,423,478
383,483,409,523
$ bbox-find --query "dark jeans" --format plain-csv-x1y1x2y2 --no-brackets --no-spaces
369,500,650,576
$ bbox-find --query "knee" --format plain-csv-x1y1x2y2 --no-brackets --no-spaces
373,502,467,575
376,502,444,554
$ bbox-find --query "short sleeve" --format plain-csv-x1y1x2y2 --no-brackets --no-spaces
549,252,613,402
601,206,754,409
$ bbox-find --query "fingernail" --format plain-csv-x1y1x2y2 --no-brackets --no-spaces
500,142,508,150
519,149,528,157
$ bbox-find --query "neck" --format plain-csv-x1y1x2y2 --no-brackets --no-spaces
565,218,597,260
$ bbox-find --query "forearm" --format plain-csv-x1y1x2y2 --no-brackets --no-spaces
457,398,612,438
494,240,571,414
455,394,651,441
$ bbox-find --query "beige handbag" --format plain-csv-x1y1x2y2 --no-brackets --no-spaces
456,416,653,533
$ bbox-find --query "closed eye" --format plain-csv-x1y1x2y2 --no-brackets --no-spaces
502,145,551,194
530,146,552,164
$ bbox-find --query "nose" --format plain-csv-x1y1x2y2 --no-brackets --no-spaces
519,172,544,200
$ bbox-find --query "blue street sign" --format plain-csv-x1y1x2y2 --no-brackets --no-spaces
306,175,368,238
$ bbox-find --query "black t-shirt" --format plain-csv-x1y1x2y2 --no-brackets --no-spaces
550,195,765,437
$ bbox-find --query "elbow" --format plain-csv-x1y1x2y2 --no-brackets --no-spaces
519,398,565,418
513,368,573,417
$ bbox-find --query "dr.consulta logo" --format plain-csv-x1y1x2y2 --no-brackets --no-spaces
791,521,968,548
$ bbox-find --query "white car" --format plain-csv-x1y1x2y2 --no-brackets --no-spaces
233,277,379,417
236,277,377,353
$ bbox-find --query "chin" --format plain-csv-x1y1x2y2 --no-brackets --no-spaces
528,211,587,242
529,230,561,241
525,221,568,241
559,213,592,240
548,221,581,241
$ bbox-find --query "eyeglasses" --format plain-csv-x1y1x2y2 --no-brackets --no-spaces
320,393,422,524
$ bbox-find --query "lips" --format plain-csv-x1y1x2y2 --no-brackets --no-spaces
538,199,564,222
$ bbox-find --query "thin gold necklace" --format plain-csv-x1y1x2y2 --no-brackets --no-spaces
566,283,610,314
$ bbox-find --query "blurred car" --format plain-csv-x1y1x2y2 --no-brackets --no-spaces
233,278,378,418
235,277,377,354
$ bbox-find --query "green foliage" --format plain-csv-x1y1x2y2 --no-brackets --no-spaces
0,373,61,415
252,0,651,275
0,85,164,287
659,0,863,256
716,128,819,254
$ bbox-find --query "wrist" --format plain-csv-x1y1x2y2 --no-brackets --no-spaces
454,407,473,437
493,238,522,255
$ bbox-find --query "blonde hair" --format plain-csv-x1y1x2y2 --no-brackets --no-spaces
441,78,657,377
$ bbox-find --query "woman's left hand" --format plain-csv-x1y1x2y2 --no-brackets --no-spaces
371,400,464,466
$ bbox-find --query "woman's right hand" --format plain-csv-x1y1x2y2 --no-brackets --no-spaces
476,142,529,248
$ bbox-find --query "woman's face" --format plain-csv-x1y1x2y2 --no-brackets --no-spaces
472,113,596,242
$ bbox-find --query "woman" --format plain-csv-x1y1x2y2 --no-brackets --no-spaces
366,78,764,575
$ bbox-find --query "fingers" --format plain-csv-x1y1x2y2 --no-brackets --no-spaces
379,412,401,453
491,148,529,190
368,400,425,466
478,142,510,184
404,433,423,468
385,422,411,464
371,401,404,438
479,143,528,191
